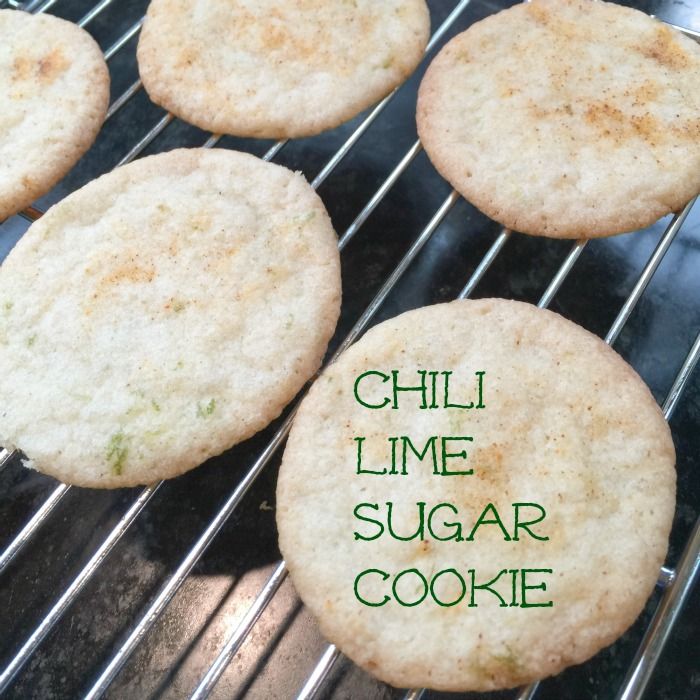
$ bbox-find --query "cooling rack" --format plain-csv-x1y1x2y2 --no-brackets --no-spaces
0,0,698,698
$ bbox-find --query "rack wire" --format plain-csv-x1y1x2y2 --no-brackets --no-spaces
0,0,698,698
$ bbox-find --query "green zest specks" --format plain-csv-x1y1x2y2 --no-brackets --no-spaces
294,211,316,226
106,431,128,476
196,398,216,418
491,645,523,674
151,399,161,412
27,334,36,347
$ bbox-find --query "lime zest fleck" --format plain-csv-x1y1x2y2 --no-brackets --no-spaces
492,644,523,673
294,211,316,225
151,399,161,412
196,398,216,418
106,431,128,476
27,334,36,347
3,302,12,311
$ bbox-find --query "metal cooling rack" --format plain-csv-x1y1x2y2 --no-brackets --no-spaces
0,0,698,698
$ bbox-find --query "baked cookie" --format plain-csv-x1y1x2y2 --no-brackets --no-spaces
417,0,700,238
137,0,430,139
0,9,109,221
277,298,675,691
0,148,341,488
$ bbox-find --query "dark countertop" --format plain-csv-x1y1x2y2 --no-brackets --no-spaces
0,1,698,699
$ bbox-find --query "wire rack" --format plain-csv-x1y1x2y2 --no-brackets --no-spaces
0,0,698,698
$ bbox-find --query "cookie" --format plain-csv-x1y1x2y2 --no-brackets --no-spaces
137,0,430,139
0,148,341,488
0,9,109,221
277,298,675,691
417,0,700,238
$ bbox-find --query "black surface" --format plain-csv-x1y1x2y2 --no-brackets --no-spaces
0,1,698,699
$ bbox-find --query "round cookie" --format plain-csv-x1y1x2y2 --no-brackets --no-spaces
136,0,430,139
417,0,700,239
0,148,341,488
0,9,109,221
277,299,676,691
